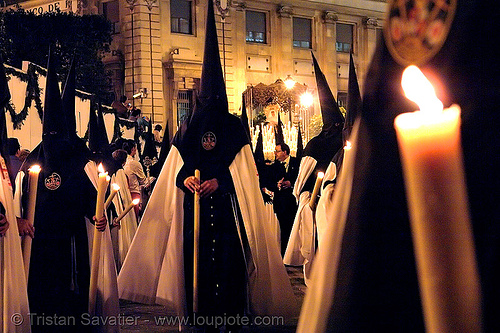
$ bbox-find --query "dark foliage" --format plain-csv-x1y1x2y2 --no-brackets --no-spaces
0,8,114,103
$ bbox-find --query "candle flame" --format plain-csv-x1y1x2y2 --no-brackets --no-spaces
106,175,111,182
317,171,325,179
29,165,41,173
97,163,105,174
111,183,120,191
402,65,443,113
132,198,140,205
344,140,352,150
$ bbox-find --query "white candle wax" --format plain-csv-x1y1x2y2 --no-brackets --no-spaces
115,198,140,223
394,66,481,333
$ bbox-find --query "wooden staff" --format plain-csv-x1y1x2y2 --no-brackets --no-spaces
22,165,41,281
0,156,8,316
0,236,3,320
88,165,109,315
193,169,200,313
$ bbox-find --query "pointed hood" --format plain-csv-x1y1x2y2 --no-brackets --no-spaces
240,93,251,142
62,55,77,141
42,48,67,139
61,55,91,160
141,124,158,162
158,121,171,165
87,101,100,153
312,1,500,332
296,124,303,160
300,52,345,193
88,100,113,170
150,121,171,178
344,51,362,141
311,51,344,135
38,47,79,171
172,0,249,172
197,0,227,110
23,48,88,176
253,128,264,164
96,102,109,148
274,112,285,145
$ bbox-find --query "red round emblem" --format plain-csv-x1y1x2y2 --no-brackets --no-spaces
385,0,457,66
45,172,61,190
202,132,217,151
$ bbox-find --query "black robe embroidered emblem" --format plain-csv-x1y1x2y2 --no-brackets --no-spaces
45,172,61,190
202,132,217,151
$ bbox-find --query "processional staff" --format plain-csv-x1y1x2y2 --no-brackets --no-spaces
193,169,200,314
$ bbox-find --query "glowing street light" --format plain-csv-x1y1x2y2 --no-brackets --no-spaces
284,75,296,90
300,91,313,108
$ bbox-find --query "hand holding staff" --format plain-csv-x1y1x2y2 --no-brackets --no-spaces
193,169,200,313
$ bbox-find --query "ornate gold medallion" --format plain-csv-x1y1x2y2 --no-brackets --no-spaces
385,0,457,66
202,132,217,151
45,172,61,190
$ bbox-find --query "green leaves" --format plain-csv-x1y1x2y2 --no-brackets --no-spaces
0,8,114,103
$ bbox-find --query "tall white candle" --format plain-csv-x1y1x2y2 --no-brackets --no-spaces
104,183,120,210
394,66,481,333
114,198,140,223
89,163,109,314
22,164,41,280
309,172,324,210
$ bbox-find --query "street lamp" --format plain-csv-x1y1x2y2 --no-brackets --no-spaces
300,91,313,108
284,75,296,90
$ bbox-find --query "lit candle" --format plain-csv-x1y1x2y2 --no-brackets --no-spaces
394,66,481,333
94,164,109,222
114,198,140,224
339,140,353,177
309,172,324,210
104,183,120,210
89,163,109,314
22,164,41,280
26,165,41,224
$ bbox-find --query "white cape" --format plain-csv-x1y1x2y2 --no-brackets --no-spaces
84,162,121,333
1,156,30,333
315,161,337,247
296,121,360,333
265,202,280,247
118,145,299,321
13,161,120,333
284,156,317,285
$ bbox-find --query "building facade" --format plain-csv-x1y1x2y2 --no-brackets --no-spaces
6,0,387,138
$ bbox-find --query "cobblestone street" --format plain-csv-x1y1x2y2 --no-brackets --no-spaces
119,266,306,332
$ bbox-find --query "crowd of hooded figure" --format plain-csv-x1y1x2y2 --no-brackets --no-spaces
3,1,500,333
0,1,306,332
0,49,345,333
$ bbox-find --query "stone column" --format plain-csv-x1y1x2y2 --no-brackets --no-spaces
276,5,294,76
323,10,338,93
